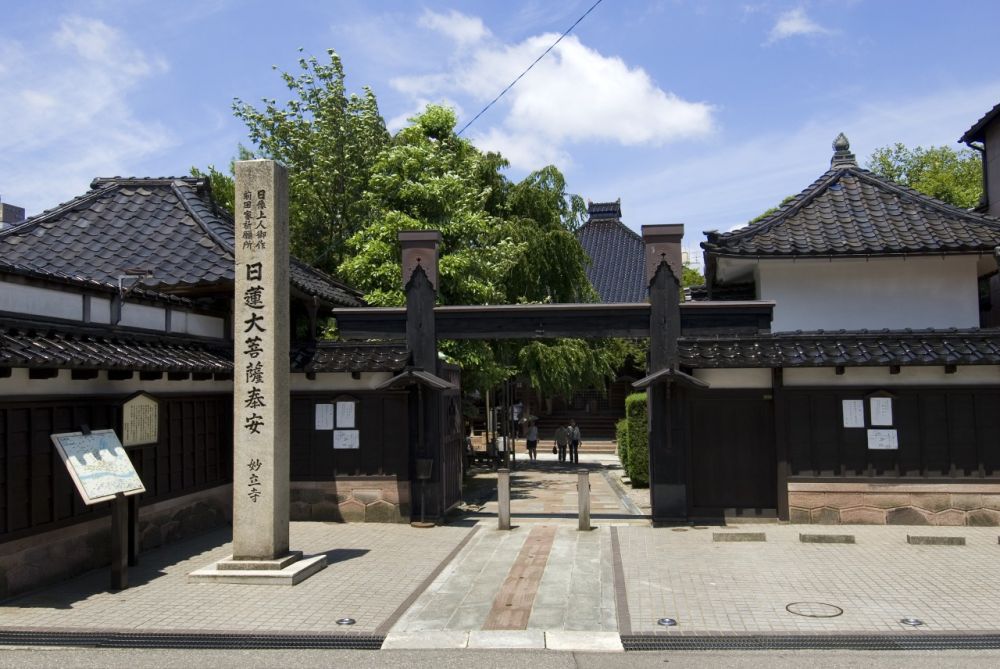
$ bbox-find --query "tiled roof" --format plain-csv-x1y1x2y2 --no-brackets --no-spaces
680,329,1000,368
960,101,1000,144
586,200,622,220
290,342,410,373
0,320,232,373
0,177,362,307
576,203,646,303
702,136,1000,258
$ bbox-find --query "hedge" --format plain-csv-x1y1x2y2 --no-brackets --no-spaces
615,418,629,465
624,392,648,487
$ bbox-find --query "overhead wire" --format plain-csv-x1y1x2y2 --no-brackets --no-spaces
456,0,605,136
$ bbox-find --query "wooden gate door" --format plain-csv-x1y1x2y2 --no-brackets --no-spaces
688,392,776,513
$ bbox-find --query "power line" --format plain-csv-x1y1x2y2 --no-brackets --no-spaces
456,0,605,137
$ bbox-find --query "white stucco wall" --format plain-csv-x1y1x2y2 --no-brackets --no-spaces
784,365,1000,387
0,280,81,321
119,302,166,331
692,368,773,388
757,256,981,332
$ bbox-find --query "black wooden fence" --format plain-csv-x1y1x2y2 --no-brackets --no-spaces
0,394,232,542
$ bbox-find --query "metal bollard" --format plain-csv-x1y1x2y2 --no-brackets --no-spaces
498,468,511,530
577,469,590,531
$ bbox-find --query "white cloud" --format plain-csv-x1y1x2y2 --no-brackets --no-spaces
605,81,1000,244
392,13,715,171
767,7,832,44
418,9,490,46
0,16,172,213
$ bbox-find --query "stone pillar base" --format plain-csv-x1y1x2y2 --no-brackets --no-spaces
189,552,326,585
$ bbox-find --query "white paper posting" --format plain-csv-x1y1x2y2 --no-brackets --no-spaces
336,401,356,429
842,399,864,428
870,397,893,426
334,429,360,449
315,403,334,430
867,428,898,450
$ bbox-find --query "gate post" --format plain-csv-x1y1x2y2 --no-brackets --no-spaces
641,225,687,523
497,468,511,530
577,469,590,531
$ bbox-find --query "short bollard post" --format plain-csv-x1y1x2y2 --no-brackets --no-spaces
498,468,511,530
578,469,590,531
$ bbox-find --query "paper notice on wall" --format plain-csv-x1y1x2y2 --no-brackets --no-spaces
315,404,334,430
842,399,864,428
336,401,356,429
870,397,893,426
867,428,898,450
334,429,360,449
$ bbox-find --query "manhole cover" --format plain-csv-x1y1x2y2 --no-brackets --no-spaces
785,602,843,618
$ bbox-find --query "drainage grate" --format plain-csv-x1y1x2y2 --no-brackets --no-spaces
0,630,384,650
622,634,1000,652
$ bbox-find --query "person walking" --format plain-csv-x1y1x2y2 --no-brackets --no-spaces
553,424,570,462
568,419,581,464
526,422,539,461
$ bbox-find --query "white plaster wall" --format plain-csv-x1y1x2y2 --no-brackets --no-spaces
185,313,225,339
119,302,165,331
90,297,111,324
0,368,232,396
692,368,773,388
290,372,394,392
758,256,981,332
0,280,81,320
784,365,1000,387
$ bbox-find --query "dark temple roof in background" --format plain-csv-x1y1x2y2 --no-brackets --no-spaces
575,200,646,303
702,135,1000,259
681,329,1000,368
959,101,1000,144
0,177,362,308
290,342,410,373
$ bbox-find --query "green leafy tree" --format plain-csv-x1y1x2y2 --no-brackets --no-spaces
230,49,390,274
339,105,607,394
866,143,983,209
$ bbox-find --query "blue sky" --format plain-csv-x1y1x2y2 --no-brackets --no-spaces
3,1,999,265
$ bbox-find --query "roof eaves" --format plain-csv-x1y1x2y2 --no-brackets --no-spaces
959,101,1000,144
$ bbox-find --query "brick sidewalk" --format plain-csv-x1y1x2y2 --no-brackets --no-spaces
0,522,474,635
615,524,1000,635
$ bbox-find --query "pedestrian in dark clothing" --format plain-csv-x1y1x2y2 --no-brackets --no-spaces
568,419,581,464
553,424,570,462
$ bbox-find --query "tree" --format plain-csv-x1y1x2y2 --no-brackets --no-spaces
230,49,390,275
866,143,983,209
339,105,607,394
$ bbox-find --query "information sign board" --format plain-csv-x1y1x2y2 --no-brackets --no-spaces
50,430,145,504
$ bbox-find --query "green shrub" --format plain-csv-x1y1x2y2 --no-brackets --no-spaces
615,418,629,464
624,392,648,487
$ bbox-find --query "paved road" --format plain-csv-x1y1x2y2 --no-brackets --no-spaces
2,647,999,668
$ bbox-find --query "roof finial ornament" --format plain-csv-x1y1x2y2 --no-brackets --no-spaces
830,132,857,168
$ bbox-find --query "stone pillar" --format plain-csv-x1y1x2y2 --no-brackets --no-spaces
232,160,291,560
191,160,325,584
577,470,591,531
497,468,511,530
643,225,687,522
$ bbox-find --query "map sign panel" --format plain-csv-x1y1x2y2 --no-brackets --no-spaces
50,430,146,504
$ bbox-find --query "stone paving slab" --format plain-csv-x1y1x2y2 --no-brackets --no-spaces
0,522,474,635
615,524,1000,635
391,522,618,634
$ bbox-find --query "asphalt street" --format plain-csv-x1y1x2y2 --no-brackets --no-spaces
1,647,999,668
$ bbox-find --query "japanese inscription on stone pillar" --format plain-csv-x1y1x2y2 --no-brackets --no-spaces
233,160,290,560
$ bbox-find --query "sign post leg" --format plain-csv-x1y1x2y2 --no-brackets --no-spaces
110,493,128,590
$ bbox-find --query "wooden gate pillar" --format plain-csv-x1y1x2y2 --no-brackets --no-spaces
642,225,687,522
400,231,444,520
